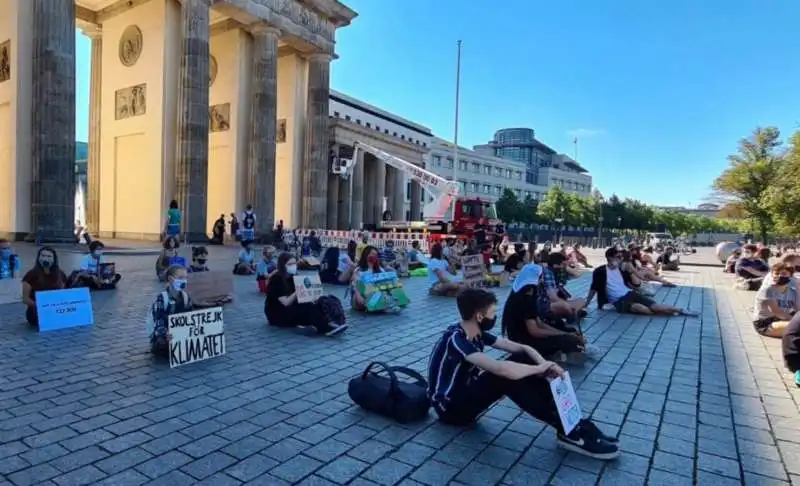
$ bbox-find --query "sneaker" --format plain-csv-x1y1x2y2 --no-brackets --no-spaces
565,352,587,366
601,303,615,311
582,344,603,360
578,419,619,444
323,323,349,336
679,308,699,317
557,424,620,460
795,371,800,388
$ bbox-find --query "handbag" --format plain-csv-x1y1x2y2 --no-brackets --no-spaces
348,362,431,423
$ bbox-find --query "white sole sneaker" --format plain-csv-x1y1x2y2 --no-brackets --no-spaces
325,324,348,336
557,435,620,460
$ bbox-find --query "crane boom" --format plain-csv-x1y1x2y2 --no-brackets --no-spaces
352,140,460,220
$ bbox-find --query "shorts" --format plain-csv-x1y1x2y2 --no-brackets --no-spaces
753,316,779,336
613,292,656,313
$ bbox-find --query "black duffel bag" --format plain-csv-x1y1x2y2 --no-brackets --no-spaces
348,362,431,423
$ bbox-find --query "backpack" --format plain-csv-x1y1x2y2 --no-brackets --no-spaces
317,295,346,326
319,247,340,283
243,212,255,229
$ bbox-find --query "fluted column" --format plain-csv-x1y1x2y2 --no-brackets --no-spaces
337,173,349,230
301,53,332,228
29,0,77,242
85,27,102,235
326,144,339,229
391,169,405,220
371,157,386,223
174,0,210,241
410,181,422,221
362,153,373,226
352,150,365,229
247,25,279,239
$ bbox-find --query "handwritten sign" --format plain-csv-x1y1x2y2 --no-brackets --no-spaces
36,287,94,332
294,274,323,303
550,372,582,435
168,307,226,368
461,254,485,287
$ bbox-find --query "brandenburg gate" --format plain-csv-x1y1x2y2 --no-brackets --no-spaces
0,0,356,241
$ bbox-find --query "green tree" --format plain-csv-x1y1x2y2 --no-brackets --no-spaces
537,186,570,223
712,126,786,242
496,188,521,223
765,130,800,234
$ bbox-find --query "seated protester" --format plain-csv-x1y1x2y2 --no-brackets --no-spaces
619,250,655,296
350,246,386,311
156,236,182,280
502,264,590,364
735,245,770,290
568,244,592,268
427,288,619,459
233,240,257,275
210,214,226,245
301,230,323,257
542,252,587,320
266,252,347,336
462,239,480,257
146,265,192,358
188,246,209,273
756,252,800,288
0,239,21,279
21,247,69,329
781,312,800,386
319,241,356,285
257,246,278,293
407,240,426,270
639,247,658,269
656,246,680,271
503,244,527,277
338,240,358,282
442,238,460,267
428,243,465,297
584,247,697,316
753,262,799,338
70,240,122,289
629,247,676,287
380,240,400,271
724,248,742,273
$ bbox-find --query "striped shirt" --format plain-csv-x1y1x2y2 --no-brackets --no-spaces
427,324,497,409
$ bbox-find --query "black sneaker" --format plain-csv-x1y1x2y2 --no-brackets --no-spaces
557,425,620,460
578,419,619,444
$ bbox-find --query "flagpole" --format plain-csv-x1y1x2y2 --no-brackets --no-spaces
452,40,462,185
573,137,578,161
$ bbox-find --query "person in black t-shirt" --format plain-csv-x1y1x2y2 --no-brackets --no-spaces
427,288,619,460
503,244,527,277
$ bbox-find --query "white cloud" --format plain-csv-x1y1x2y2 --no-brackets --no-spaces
567,128,606,138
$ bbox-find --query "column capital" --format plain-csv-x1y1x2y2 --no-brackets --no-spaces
82,25,102,39
249,23,281,37
306,52,333,63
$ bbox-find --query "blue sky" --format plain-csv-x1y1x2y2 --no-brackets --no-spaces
74,0,800,206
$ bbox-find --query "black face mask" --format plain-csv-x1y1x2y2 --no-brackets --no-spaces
776,276,792,286
196,259,207,265
478,316,496,332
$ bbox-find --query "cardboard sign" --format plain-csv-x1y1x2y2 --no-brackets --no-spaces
186,271,234,307
168,256,187,267
294,274,323,303
168,307,226,368
356,271,410,312
550,372,582,435
98,263,116,279
36,287,94,332
461,254,485,287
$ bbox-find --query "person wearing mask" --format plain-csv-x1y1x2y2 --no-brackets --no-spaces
656,246,680,271
188,246,210,273
583,247,697,316
427,288,619,460
156,236,182,280
753,262,799,337
164,200,182,239
266,252,347,336
233,240,257,275
257,246,278,293
240,204,257,241
22,247,69,329
428,243,465,297
350,246,386,311
71,240,122,289
407,240,426,270
0,239,20,280
146,265,192,357
735,244,769,290
337,241,357,284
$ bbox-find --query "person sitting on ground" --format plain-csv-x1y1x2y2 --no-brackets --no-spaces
735,244,770,290
542,252,587,320
188,246,209,273
428,243,465,296
337,240,358,283
22,247,69,329
781,311,800,386
146,264,192,358
502,264,593,365
503,244,528,278
266,252,347,336
70,240,122,289
233,240,257,275
724,248,742,273
156,236,182,280
407,240,426,270
257,246,278,293
210,214,226,245
427,288,619,459
568,244,592,269
583,247,697,316
752,262,799,338
656,246,680,271
0,239,20,280
319,241,355,285
639,247,658,270
629,246,676,287
619,250,655,297
380,240,400,271
756,252,800,288
442,238,460,267
301,230,323,257
350,246,386,311
356,233,369,261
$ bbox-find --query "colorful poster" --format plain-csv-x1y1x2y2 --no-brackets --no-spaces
549,372,582,435
294,274,323,303
36,287,94,332
168,307,226,368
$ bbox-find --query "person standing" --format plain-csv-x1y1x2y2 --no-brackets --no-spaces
164,200,182,240
241,204,257,242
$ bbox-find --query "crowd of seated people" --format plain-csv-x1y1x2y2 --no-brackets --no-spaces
732,245,771,290
233,240,257,275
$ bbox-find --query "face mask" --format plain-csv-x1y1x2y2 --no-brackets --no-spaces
286,265,298,275
39,259,53,268
478,315,496,332
367,256,379,266
196,259,207,265
776,276,792,286
172,279,187,291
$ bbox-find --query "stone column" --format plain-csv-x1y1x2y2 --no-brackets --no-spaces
85,26,102,235
350,149,365,229
371,158,386,223
29,0,77,242
362,154,373,227
174,0,211,242
410,181,422,221
301,53,332,228
391,169,405,220
337,174,349,230
247,25,279,240
326,148,339,229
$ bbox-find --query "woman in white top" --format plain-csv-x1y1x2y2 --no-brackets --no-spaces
428,243,465,296
233,240,257,275
337,241,357,284
753,262,800,338
70,240,122,290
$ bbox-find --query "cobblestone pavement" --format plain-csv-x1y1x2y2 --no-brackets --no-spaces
0,245,796,485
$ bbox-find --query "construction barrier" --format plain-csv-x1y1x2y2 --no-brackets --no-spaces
283,229,432,253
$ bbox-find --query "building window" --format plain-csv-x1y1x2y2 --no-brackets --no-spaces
376,125,380,131
406,181,411,201
447,160,454,169
470,182,479,193
494,186,501,195
384,129,389,134
356,119,361,124
393,132,397,137
459,161,467,171
483,184,491,193
494,168,502,177
471,162,480,173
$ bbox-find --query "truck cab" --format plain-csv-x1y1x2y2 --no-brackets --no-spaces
449,198,503,238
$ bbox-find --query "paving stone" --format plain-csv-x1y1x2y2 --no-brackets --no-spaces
360,457,414,486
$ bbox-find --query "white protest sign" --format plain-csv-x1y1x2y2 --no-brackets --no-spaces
550,371,582,435
461,254,485,287
168,307,226,368
294,274,323,303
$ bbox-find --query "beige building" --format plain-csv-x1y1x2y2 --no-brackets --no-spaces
0,0,363,241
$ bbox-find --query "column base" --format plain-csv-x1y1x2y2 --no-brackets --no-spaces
24,231,79,245
182,232,211,244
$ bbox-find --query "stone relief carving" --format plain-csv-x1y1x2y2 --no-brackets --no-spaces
209,103,231,132
277,118,287,143
266,0,334,41
0,40,9,83
209,55,218,87
119,26,143,67
115,84,147,120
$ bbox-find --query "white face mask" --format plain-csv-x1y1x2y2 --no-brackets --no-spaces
172,279,187,291
286,264,298,275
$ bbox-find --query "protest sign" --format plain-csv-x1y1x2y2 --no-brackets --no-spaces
294,274,323,303
356,271,410,312
168,307,226,368
168,256,187,267
36,287,94,332
186,271,234,307
461,254,485,287
549,372,582,435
